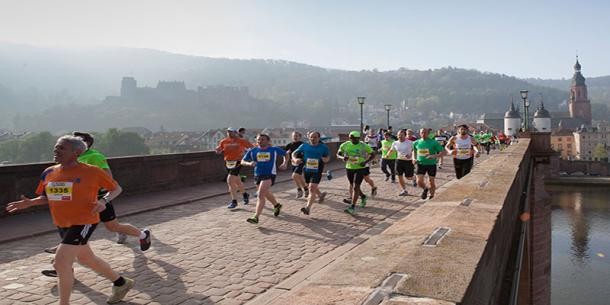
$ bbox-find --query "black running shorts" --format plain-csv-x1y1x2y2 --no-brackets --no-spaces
58,224,98,245
416,164,437,177
225,160,242,176
346,168,367,185
255,174,276,186
395,160,414,177
98,202,117,223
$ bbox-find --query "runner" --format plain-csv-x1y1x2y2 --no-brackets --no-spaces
337,131,375,214
292,131,330,215
5,135,134,305
380,132,397,183
434,130,448,169
445,124,481,179
216,127,253,209
364,129,380,166
40,132,152,278
478,130,493,155
242,134,289,224
284,131,308,199
413,128,446,200
386,129,415,196
406,129,418,186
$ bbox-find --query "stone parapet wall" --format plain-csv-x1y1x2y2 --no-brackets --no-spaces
0,142,340,217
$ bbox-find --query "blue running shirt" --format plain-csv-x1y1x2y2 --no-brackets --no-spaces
242,146,287,176
293,143,329,173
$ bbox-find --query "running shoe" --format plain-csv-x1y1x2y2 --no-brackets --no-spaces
107,277,135,304
304,189,309,198
412,180,417,187
41,269,58,277
318,192,327,203
399,190,408,196
300,207,310,215
43,246,58,254
116,233,127,244
140,229,151,251
360,195,367,208
296,189,303,199
247,215,259,224
421,188,429,200
243,192,250,205
342,198,352,204
391,179,397,183
227,201,238,209
371,187,377,197
344,206,356,215
273,203,282,217
240,175,247,182
385,176,389,182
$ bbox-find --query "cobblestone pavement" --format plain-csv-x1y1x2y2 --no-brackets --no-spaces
0,160,472,305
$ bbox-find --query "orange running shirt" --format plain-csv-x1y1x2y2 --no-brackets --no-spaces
35,163,118,227
217,137,253,161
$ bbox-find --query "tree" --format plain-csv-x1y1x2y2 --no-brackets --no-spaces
15,132,55,163
0,140,20,163
592,143,608,161
96,129,150,157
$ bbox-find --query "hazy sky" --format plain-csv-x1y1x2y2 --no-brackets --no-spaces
1,0,608,78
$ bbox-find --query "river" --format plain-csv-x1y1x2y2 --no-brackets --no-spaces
549,185,610,305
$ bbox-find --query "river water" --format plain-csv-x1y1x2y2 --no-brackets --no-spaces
549,185,610,305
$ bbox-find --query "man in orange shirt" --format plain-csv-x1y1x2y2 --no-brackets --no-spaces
6,135,134,305
216,127,254,209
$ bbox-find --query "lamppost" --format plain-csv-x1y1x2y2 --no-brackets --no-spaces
384,104,392,129
520,90,530,131
357,97,366,132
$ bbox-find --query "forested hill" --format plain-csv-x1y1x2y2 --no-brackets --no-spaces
0,43,577,131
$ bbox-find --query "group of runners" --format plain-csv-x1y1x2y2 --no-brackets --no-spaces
3,123,485,304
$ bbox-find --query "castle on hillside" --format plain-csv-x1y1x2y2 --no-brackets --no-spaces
117,77,250,101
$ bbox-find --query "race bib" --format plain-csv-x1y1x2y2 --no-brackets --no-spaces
457,148,471,157
225,160,238,169
305,158,319,170
46,182,73,201
349,156,360,164
257,152,271,162
398,153,410,160
418,149,430,156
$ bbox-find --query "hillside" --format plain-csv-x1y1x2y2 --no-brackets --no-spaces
0,43,578,131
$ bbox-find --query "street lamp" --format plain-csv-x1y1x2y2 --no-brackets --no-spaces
357,97,366,132
384,104,392,129
520,90,529,131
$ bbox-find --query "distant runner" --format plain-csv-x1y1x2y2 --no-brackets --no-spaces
284,131,308,199
216,127,253,209
386,129,415,196
337,131,375,215
242,134,288,224
434,130,448,169
413,128,446,200
292,131,330,215
380,132,397,183
446,124,480,179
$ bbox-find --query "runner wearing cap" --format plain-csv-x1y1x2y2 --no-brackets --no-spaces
216,127,253,209
446,124,480,179
242,134,289,224
412,128,446,200
337,131,375,215
292,131,330,216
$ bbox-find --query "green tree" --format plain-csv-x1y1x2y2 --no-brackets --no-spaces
592,143,608,161
0,140,21,163
15,132,55,163
96,129,150,157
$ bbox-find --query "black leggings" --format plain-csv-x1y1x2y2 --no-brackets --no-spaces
380,159,396,179
454,157,474,179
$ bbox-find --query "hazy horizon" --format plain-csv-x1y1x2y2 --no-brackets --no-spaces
1,0,608,79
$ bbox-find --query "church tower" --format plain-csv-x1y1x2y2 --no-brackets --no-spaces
568,58,592,125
